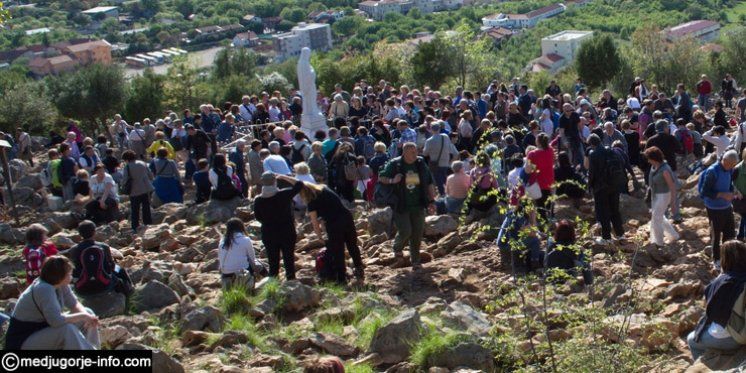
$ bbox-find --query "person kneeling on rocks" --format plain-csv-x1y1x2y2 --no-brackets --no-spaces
218,218,265,292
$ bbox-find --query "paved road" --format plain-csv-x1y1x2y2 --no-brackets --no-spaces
123,46,225,78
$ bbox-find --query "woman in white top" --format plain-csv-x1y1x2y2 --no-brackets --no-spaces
85,164,119,225
218,218,263,291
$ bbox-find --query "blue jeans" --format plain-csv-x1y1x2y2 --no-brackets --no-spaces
687,328,741,361
698,94,709,110
432,166,448,195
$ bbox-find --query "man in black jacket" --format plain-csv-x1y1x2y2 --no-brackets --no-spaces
646,120,680,171
587,134,625,244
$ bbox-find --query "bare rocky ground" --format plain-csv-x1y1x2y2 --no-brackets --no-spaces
0,150,743,373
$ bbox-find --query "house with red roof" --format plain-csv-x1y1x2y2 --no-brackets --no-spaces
664,20,720,43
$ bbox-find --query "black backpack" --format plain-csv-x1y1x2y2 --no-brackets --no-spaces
373,159,400,208
211,168,239,200
75,245,113,295
291,143,306,164
603,148,628,193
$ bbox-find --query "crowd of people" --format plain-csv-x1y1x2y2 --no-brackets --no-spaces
4,74,746,360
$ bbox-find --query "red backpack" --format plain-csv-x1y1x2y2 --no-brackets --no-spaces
679,129,694,155
75,245,113,295
23,243,57,284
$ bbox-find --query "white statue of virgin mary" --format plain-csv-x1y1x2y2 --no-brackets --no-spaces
297,47,328,134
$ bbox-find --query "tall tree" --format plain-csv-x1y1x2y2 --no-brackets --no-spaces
0,81,57,134
47,64,126,134
575,34,623,89
630,26,704,92
124,69,165,122
411,36,455,89
212,48,257,80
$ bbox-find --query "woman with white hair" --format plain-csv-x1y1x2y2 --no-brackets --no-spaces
328,94,349,120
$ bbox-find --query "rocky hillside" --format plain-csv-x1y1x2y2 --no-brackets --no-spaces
0,155,742,372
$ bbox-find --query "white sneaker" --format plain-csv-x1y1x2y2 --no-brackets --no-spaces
594,238,611,245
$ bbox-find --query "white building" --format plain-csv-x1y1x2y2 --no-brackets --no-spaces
358,0,463,21
81,6,120,19
530,30,593,73
482,3,565,29
274,23,332,61
665,20,720,43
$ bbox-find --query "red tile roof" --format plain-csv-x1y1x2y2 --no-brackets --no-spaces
667,20,719,39
545,53,564,62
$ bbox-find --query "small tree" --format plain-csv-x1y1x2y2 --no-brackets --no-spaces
257,72,292,95
575,34,623,90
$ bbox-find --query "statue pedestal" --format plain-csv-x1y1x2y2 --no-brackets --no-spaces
301,113,328,135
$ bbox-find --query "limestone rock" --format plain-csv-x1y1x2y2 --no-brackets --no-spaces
168,273,193,297
316,307,355,324
0,276,22,300
280,280,320,313
368,207,393,236
100,325,132,349
14,174,43,191
369,308,424,364
116,343,185,373
80,292,126,318
440,301,491,336
181,306,224,332
0,223,25,244
134,280,180,311
50,232,78,250
309,332,359,357
425,340,495,371
141,224,171,250
424,215,458,237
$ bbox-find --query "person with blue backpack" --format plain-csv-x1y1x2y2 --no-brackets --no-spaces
698,150,739,269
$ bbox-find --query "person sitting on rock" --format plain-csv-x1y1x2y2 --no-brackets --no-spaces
545,219,592,285
218,218,264,292
22,224,58,285
688,240,746,360
5,255,100,350
64,220,133,299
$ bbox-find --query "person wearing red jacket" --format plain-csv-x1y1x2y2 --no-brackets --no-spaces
22,224,58,284
696,74,713,110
